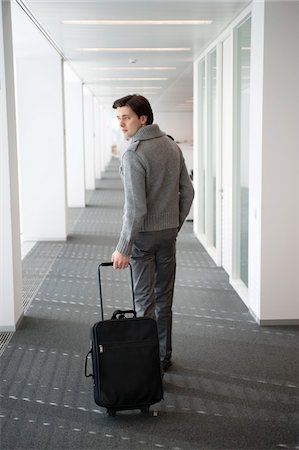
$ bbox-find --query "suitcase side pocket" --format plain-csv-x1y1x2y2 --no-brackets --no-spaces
84,349,93,378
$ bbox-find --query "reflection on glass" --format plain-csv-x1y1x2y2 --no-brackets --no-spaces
199,59,206,233
236,17,251,286
208,49,217,248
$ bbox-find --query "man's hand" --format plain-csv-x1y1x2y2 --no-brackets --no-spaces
111,251,130,269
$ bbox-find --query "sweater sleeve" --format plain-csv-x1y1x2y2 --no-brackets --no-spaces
116,150,147,255
178,151,194,229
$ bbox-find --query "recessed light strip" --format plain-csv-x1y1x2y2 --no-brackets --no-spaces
63,20,212,25
113,86,162,90
96,92,157,97
77,48,190,52
93,77,168,81
92,86,162,90
92,67,176,71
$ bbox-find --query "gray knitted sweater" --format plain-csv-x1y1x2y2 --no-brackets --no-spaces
116,124,194,255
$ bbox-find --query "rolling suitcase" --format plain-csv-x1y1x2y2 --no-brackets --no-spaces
85,262,163,416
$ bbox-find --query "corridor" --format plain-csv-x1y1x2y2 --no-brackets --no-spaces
0,159,298,449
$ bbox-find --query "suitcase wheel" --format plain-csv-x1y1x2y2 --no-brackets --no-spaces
107,408,116,417
141,406,150,415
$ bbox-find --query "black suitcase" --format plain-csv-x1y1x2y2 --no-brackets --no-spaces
85,262,163,416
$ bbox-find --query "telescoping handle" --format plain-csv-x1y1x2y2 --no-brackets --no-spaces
98,262,135,321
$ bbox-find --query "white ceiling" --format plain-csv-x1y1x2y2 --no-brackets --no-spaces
20,0,250,112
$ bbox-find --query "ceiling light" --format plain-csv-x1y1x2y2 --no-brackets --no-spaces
112,86,162,90
63,20,212,25
97,91,157,96
77,48,190,52
92,67,176,71
92,77,168,81
138,92,157,95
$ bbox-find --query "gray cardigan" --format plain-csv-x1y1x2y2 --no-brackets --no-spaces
116,124,194,255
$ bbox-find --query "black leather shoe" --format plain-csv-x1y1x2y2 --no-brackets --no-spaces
161,360,172,373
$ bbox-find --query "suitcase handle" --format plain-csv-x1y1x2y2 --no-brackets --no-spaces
98,262,135,321
111,309,136,320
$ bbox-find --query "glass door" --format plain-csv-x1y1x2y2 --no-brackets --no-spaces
235,16,251,286
207,48,217,249
199,59,206,234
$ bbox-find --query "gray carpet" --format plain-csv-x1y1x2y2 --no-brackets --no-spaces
0,158,298,450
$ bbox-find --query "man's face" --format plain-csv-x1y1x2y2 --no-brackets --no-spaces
116,105,147,139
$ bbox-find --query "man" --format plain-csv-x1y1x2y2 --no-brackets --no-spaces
111,94,194,373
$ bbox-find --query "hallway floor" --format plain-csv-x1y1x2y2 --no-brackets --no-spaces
1,158,298,449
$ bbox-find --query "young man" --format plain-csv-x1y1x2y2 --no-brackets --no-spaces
112,94,194,373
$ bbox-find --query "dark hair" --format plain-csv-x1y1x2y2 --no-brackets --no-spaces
112,94,154,125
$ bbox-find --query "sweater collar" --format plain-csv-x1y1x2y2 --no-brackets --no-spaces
132,124,165,142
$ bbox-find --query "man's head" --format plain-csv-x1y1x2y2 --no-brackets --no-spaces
113,94,153,139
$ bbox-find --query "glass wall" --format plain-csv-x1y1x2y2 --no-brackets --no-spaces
194,12,252,291
199,59,206,234
236,16,251,286
208,49,217,248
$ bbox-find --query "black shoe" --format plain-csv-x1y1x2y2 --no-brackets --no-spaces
161,360,172,373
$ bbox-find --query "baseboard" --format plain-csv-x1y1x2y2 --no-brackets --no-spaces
249,308,299,325
248,308,299,326
0,326,16,332
258,319,299,326
22,236,67,242
0,312,24,332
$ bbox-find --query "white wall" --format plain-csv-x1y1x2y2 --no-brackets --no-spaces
98,104,113,175
248,1,264,320
221,34,233,275
193,0,299,324
155,111,193,143
193,62,200,235
12,2,67,241
83,85,95,190
249,0,299,323
64,63,85,208
94,100,102,179
0,1,23,330
179,143,193,174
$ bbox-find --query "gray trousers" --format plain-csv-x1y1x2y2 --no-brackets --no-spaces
131,228,177,363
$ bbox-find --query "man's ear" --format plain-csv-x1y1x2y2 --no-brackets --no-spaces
140,115,148,125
